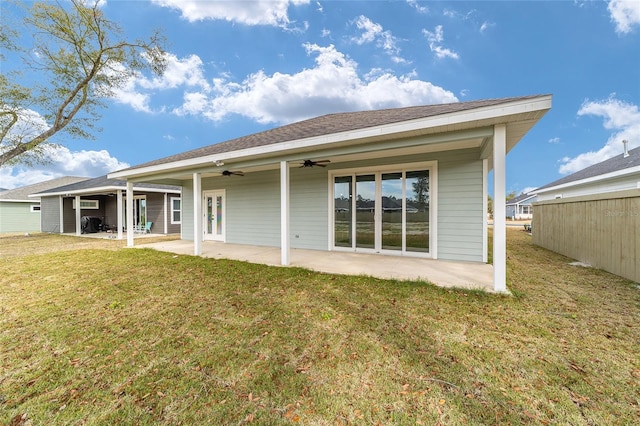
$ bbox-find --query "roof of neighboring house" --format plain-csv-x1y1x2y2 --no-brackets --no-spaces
506,193,536,206
535,146,640,193
111,94,551,178
31,174,181,197
0,176,89,202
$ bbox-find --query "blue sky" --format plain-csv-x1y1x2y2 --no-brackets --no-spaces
2,0,639,194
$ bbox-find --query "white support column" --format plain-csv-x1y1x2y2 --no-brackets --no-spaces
75,195,81,236
482,159,489,263
59,195,64,233
280,160,290,265
126,181,134,247
116,190,123,240
493,124,507,292
193,173,202,256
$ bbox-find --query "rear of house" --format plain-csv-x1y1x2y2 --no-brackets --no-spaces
110,95,552,292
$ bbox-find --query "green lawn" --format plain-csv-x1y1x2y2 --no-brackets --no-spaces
1,231,639,425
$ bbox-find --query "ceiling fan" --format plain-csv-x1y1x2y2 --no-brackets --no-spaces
299,159,331,168
221,170,244,177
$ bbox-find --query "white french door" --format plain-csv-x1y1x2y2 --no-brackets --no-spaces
331,162,436,257
203,190,225,241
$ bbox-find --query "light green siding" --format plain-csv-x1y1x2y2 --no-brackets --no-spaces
0,201,41,233
179,147,485,262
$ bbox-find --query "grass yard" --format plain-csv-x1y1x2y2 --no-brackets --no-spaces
1,230,639,425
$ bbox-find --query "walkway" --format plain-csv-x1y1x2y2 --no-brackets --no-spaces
135,240,497,292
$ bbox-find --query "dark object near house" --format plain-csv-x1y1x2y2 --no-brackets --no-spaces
81,216,102,234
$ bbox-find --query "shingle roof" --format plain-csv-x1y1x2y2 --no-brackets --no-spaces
535,146,640,192
506,193,536,205
33,174,180,196
121,95,547,172
0,176,89,201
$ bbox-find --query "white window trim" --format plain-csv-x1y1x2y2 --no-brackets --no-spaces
170,196,181,224
30,205,41,213
328,160,438,259
72,199,99,209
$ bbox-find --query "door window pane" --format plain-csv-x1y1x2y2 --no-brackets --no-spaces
381,173,403,251
216,195,223,235
356,175,375,249
207,196,213,234
334,176,352,247
406,170,429,252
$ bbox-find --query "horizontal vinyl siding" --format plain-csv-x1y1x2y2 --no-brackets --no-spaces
290,166,328,250
0,202,41,233
41,197,61,233
436,150,484,262
182,181,194,240
537,175,640,201
204,170,281,247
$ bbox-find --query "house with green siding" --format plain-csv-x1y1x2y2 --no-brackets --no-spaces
0,177,88,234
109,95,552,292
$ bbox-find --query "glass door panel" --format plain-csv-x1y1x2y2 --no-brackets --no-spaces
334,176,352,247
406,170,429,252
355,175,375,249
204,190,224,241
381,173,403,251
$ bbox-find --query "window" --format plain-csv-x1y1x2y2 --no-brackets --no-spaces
30,205,41,212
72,199,99,209
170,197,181,224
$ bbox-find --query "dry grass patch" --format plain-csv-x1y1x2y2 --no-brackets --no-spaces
1,230,639,424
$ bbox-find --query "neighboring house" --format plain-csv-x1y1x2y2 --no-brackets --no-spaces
506,193,536,220
30,175,182,238
534,143,640,201
109,95,552,292
532,143,640,283
0,176,88,234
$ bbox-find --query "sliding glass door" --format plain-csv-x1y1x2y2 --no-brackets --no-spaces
332,164,432,256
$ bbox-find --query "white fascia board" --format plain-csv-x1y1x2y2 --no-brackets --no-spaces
0,199,38,203
110,95,552,180
535,165,640,194
30,186,180,197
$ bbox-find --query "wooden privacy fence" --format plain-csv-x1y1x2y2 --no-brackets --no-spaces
532,189,640,283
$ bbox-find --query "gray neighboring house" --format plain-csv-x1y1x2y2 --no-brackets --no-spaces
110,95,552,292
0,176,88,234
31,175,182,238
506,193,536,220
535,143,640,201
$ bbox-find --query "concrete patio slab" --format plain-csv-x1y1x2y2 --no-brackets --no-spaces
135,240,496,292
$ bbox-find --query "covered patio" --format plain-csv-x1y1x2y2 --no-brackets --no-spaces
134,239,496,292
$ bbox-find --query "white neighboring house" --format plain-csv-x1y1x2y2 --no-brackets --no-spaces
505,193,536,220
535,143,640,201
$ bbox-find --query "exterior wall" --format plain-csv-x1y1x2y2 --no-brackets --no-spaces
533,189,639,283
41,197,61,233
537,175,640,201
62,196,106,233
166,194,181,234
145,192,180,234
0,201,41,233
180,147,485,262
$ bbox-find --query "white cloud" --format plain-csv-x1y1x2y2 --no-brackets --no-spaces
608,0,640,34
351,16,406,63
548,137,561,144
174,43,457,124
407,0,428,14
150,0,310,27
479,21,495,33
423,25,459,59
558,96,640,174
109,52,210,113
0,146,129,189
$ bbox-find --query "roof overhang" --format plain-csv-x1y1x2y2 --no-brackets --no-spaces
109,95,551,184
30,185,180,198
534,164,640,195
